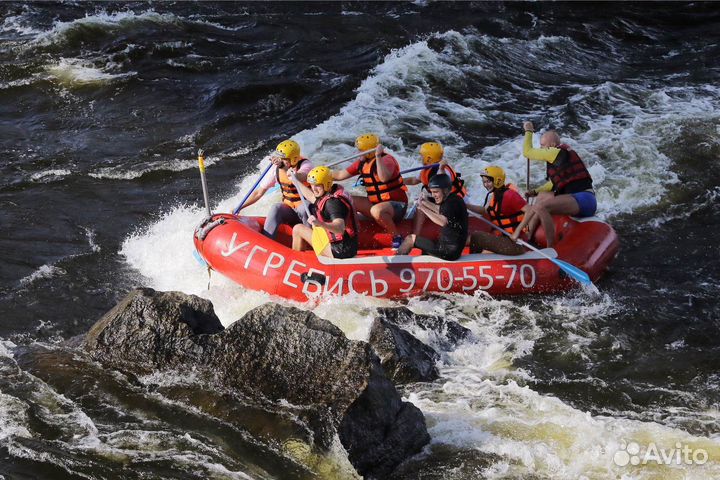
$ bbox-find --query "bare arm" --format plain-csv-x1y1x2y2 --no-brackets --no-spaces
238,186,269,210
374,145,396,182
404,177,421,186
332,168,353,181
418,199,447,227
465,202,487,216
311,217,346,235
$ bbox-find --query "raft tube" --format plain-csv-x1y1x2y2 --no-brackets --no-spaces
193,213,619,302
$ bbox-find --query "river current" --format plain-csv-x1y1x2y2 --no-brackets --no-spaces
1,2,719,479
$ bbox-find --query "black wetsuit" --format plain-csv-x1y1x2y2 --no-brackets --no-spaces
414,193,468,260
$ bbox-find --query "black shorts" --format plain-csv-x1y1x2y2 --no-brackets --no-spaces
331,236,358,259
414,236,463,261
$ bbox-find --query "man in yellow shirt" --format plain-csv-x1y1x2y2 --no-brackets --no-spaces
513,121,597,243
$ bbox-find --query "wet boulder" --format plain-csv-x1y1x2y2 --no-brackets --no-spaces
82,289,429,479
376,306,472,348
83,288,223,374
368,317,439,384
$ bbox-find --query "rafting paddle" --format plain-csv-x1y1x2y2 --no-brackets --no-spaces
327,148,376,168
289,175,330,256
471,213,593,286
233,163,274,215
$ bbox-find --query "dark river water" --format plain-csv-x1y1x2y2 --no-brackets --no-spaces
1,2,720,479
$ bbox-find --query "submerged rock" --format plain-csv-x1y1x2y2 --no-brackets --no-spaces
376,306,472,347
368,318,439,384
82,289,429,479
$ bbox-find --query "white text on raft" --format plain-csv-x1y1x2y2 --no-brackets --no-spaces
220,232,537,297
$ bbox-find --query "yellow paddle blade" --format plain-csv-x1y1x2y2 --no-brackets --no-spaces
311,226,330,256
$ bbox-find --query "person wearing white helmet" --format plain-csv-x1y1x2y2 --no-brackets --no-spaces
239,139,314,239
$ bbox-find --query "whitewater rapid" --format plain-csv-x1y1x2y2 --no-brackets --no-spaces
115,28,720,479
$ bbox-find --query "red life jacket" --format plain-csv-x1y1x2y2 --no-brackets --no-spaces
484,184,525,235
315,185,358,243
546,144,592,194
276,158,309,208
420,165,467,198
359,154,408,204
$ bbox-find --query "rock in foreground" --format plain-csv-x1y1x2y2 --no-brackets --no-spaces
368,317,440,384
83,288,429,478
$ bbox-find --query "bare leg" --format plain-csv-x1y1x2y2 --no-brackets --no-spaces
412,208,426,237
525,192,555,239
292,224,333,257
292,224,312,251
532,205,556,248
395,233,416,255
513,206,535,242
470,232,525,255
542,194,581,216
369,202,398,236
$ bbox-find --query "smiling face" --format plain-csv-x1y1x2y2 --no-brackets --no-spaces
310,183,326,197
481,175,494,191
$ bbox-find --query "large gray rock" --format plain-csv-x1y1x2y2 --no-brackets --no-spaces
84,288,223,374
83,289,429,479
368,318,439,384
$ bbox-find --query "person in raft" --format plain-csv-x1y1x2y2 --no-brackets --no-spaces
238,139,313,239
394,174,468,260
401,141,467,251
290,166,359,259
404,141,466,200
466,166,554,255
514,121,596,243
330,134,408,249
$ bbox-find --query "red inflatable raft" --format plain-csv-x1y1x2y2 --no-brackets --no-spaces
193,212,619,302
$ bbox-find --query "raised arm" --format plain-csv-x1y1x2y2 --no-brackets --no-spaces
374,144,397,182
522,122,560,164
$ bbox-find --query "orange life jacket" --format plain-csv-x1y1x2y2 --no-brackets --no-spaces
420,165,466,198
276,158,309,208
484,184,525,235
315,185,358,243
359,154,408,204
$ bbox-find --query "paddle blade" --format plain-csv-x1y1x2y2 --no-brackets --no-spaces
554,259,592,285
311,226,330,256
192,249,208,268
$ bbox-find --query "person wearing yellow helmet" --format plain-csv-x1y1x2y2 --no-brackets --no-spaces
394,173,468,260
519,121,596,240
404,142,466,199
465,166,554,254
290,166,358,258
330,134,408,248
238,139,314,239
400,141,468,254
